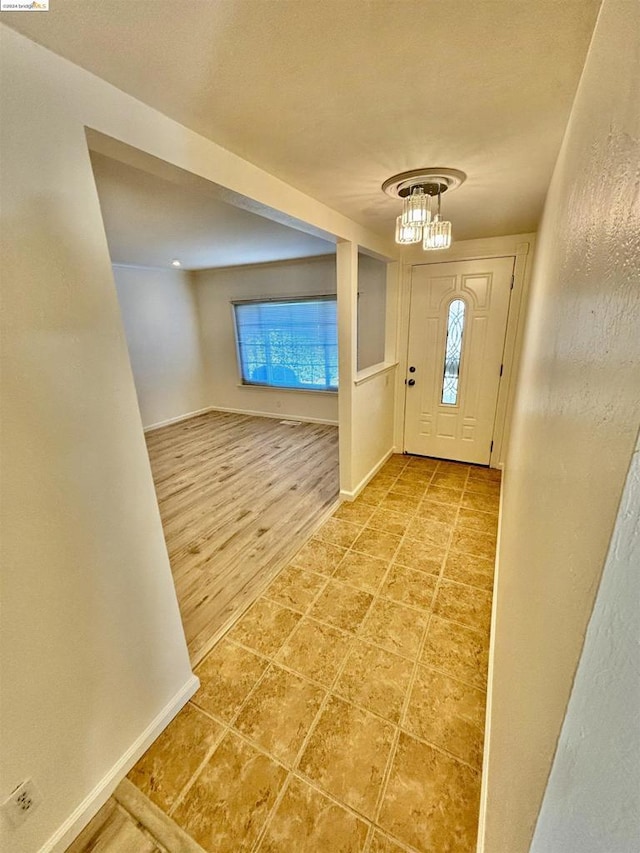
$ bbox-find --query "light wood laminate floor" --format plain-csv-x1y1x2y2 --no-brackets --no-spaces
145,411,339,663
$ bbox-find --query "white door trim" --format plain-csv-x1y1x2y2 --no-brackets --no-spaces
394,233,535,467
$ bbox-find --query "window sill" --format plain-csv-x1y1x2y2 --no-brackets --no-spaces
234,362,398,393
354,362,399,386
236,383,338,396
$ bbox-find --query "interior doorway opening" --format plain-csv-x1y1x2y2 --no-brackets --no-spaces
87,137,344,663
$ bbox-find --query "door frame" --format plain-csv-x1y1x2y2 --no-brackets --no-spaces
393,234,536,468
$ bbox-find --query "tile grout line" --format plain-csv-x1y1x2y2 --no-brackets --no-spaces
167,541,349,821
190,658,485,792
226,464,494,673
246,550,371,852
250,463,431,853
248,555,392,851
350,472,437,656
390,468,490,786
256,462,480,828
220,630,488,751
368,458,467,836
370,463,468,830
302,459,493,580
241,516,407,853
167,649,281,815
137,456,499,852
363,823,376,852
276,457,495,840
354,460,449,835
255,458,494,680
164,726,226,819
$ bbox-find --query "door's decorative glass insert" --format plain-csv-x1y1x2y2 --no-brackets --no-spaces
441,299,466,405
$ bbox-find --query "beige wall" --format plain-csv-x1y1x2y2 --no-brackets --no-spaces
480,1,640,849
194,256,339,424
0,23,392,852
350,371,397,491
114,266,208,428
0,33,194,853
531,433,640,852
338,244,398,497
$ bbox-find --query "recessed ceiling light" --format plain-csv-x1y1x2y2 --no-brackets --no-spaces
171,259,181,267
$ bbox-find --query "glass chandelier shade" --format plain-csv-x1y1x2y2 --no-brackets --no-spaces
401,186,431,227
422,187,452,250
395,215,423,244
384,170,463,252
423,214,452,250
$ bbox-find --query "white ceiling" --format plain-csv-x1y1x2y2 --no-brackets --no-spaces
5,1,601,241
89,152,334,269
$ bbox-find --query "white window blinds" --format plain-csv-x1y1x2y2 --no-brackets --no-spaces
233,297,338,391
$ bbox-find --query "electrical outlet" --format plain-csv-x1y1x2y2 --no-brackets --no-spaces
1,779,42,828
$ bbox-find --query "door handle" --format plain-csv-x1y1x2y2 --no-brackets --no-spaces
407,379,416,386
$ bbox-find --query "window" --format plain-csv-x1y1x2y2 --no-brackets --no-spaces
233,296,338,391
357,253,387,371
441,298,466,405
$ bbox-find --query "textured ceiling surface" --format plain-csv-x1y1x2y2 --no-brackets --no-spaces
5,0,601,240
90,153,335,269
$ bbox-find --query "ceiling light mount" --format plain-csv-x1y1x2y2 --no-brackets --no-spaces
383,168,466,250
382,168,466,200
403,182,448,198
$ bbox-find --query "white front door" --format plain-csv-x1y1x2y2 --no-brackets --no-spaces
403,256,514,465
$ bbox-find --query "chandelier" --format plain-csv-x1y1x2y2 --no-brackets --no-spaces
382,168,466,251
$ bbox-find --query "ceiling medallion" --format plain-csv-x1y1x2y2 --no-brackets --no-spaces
382,168,466,250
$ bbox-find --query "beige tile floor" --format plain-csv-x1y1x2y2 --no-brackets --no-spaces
127,455,500,853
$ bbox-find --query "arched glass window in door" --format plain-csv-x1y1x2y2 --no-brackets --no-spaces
441,299,466,405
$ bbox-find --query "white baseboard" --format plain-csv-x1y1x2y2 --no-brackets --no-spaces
208,405,338,427
476,476,505,852
144,405,339,432
340,447,395,501
42,675,199,853
143,406,216,433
